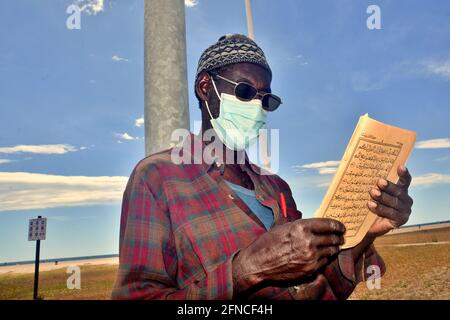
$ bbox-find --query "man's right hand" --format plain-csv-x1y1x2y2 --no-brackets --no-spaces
232,218,345,294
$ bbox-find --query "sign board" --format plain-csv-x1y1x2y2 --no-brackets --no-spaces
28,218,47,241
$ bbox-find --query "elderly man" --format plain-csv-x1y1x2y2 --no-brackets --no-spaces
112,34,413,300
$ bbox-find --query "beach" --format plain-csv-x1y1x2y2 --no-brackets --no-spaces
0,257,119,275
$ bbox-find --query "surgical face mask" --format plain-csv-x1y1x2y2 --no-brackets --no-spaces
205,77,267,151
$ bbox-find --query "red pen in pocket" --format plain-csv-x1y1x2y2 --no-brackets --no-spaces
280,192,287,218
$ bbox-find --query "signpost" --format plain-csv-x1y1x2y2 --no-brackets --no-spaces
28,216,46,300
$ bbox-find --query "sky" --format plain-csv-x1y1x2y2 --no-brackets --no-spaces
0,0,449,263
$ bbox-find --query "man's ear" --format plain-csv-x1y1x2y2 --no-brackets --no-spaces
195,72,211,102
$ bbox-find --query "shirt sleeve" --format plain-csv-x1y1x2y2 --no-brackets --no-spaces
321,244,386,300
283,245,385,300
111,168,237,300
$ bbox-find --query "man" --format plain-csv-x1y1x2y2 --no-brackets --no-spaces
112,34,413,299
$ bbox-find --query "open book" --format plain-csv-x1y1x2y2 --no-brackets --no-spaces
314,114,416,249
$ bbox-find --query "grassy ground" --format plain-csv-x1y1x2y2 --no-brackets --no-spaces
374,226,450,246
0,265,118,300
1,229,449,300
349,243,450,300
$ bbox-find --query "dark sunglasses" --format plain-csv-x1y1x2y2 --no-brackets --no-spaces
211,73,282,112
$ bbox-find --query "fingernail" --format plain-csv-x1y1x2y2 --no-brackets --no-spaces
378,179,388,188
371,189,381,197
400,165,406,173
368,201,378,209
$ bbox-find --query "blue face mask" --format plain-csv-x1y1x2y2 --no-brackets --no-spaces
205,78,267,151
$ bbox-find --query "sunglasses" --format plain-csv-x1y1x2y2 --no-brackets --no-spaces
210,73,282,112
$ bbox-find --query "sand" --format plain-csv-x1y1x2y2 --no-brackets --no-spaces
0,257,119,275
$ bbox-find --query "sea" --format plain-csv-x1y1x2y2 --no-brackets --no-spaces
0,254,119,267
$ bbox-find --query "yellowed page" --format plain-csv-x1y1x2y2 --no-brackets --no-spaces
314,114,416,249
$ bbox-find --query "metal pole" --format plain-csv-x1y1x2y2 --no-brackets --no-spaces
244,0,270,170
33,215,41,300
144,0,190,156
245,0,255,40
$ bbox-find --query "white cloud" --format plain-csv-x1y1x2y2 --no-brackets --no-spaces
0,144,78,155
112,55,129,62
0,159,14,165
293,160,340,175
185,0,198,7
415,138,450,149
424,57,450,80
295,54,308,66
135,117,144,127
434,155,450,162
316,167,338,175
75,0,104,15
0,172,128,212
115,132,137,141
300,160,340,169
412,173,450,187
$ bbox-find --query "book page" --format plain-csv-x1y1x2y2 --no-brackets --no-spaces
314,114,416,249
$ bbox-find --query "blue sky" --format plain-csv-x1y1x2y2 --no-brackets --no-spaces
0,0,449,263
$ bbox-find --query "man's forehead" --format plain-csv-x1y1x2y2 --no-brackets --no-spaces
223,63,272,87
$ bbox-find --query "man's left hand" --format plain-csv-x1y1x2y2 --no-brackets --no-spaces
366,165,413,238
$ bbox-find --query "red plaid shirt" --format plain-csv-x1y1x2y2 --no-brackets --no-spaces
112,133,385,300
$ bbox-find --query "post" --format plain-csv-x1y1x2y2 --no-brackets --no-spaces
144,0,190,156
245,0,255,40
244,0,270,170
33,215,41,300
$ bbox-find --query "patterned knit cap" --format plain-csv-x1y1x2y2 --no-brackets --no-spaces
196,34,272,78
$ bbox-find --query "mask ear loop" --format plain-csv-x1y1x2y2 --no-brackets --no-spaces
204,76,222,120
210,75,222,100
204,100,214,121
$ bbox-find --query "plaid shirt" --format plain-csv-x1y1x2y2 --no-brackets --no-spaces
112,133,385,300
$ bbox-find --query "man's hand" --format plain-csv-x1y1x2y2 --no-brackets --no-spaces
367,165,413,238
232,218,345,294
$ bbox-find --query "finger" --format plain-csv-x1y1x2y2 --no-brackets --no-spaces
378,179,405,198
304,218,346,234
397,166,412,189
369,188,406,211
317,245,340,259
367,201,409,222
377,179,412,204
313,234,345,247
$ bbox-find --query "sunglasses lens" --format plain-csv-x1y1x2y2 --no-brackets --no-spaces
235,83,257,101
262,94,282,111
